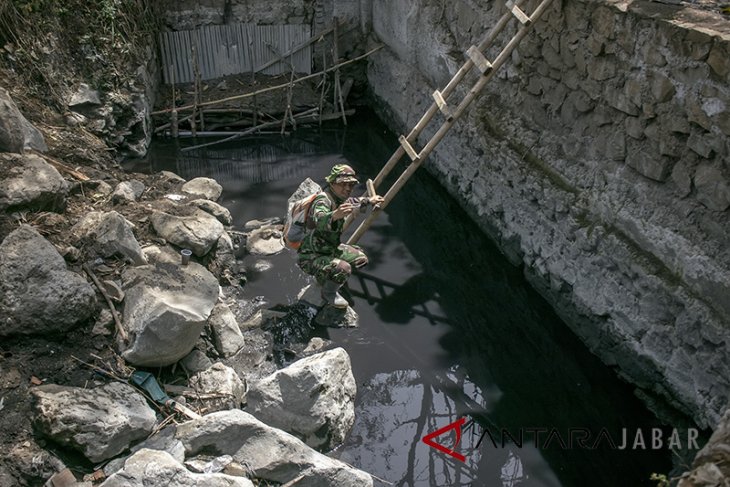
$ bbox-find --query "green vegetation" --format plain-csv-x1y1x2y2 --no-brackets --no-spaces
0,0,161,107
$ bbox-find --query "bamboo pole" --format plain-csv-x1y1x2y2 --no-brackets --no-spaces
318,38,328,125
346,0,555,244
245,25,258,127
171,65,178,138
151,45,383,116
333,17,347,125
191,43,199,137
176,110,354,140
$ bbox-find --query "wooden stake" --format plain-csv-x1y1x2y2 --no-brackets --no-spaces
191,42,199,137
171,65,178,138
318,39,328,125
333,17,347,125
171,109,179,138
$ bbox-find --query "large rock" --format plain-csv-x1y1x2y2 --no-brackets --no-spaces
0,87,47,153
189,199,232,225
246,225,285,255
209,303,245,358
111,180,145,204
176,410,373,487
678,409,730,486
0,153,68,211
150,209,224,257
0,225,96,336
247,347,356,450
100,449,254,487
31,382,156,463
182,177,223,201
70,211,147,265
67,83,102,108
120,262,219,366
286,178,322,215
189,362,247,412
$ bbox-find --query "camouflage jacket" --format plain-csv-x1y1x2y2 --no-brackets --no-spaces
298,189,368,259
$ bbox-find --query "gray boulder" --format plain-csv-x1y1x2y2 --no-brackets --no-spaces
100,449,253,487
190,199,232,225
181,349,214,374
680,409,730,486
67,83,102,108
31,382,156,463
0,87,47,153
189,362,247,412
247,347,356,450
150,209,224,257
182,177,223,201
112,180,145,204
0,226,96,336
246,225,284,255
211,231,236,272
70,211,147,265
0,153,68,211
694,164,730,211
209,303,245,358
120,262,219,367
176,410,373,487
287,178,322,215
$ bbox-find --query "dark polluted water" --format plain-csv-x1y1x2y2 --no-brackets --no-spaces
130,112,679,486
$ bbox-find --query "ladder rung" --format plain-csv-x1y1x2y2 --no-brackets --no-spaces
432,90,454,121
505,0,532,25
466,46,493,75
399,135,420,162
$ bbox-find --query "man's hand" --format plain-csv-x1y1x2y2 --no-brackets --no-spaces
332,201,356,220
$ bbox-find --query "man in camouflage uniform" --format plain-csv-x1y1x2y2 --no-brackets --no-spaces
298,164,384,308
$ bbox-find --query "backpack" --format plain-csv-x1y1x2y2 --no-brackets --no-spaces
283,191,324,250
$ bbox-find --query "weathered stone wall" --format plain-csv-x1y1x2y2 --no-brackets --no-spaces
366,0,730,428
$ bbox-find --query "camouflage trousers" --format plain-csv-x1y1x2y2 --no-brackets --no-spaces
298,244,368,284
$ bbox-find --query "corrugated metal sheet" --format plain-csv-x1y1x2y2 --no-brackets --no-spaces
159,24,312,84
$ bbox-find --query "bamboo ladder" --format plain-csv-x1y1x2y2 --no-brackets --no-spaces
345,0,555,244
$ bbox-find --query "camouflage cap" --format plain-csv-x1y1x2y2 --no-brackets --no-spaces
326,164,359,184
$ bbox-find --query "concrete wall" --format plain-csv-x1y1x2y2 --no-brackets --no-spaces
366,0,729,428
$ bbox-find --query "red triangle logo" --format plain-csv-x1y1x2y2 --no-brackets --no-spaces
422,417,467,462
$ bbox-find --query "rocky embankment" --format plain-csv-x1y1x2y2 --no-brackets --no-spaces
0,89,370,486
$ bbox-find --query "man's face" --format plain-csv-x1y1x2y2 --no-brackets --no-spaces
331,181,356,200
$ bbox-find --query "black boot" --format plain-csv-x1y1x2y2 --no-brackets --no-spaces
321,280,348,308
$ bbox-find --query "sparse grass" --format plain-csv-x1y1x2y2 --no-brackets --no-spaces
0,0,161,108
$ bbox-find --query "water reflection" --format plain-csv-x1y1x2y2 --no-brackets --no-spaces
339,367,562,487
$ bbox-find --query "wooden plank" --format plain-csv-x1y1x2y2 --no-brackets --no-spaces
506,0,532,25
466,46,493,74
432,89,453,121
399,135,420,162
366,179,376,198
